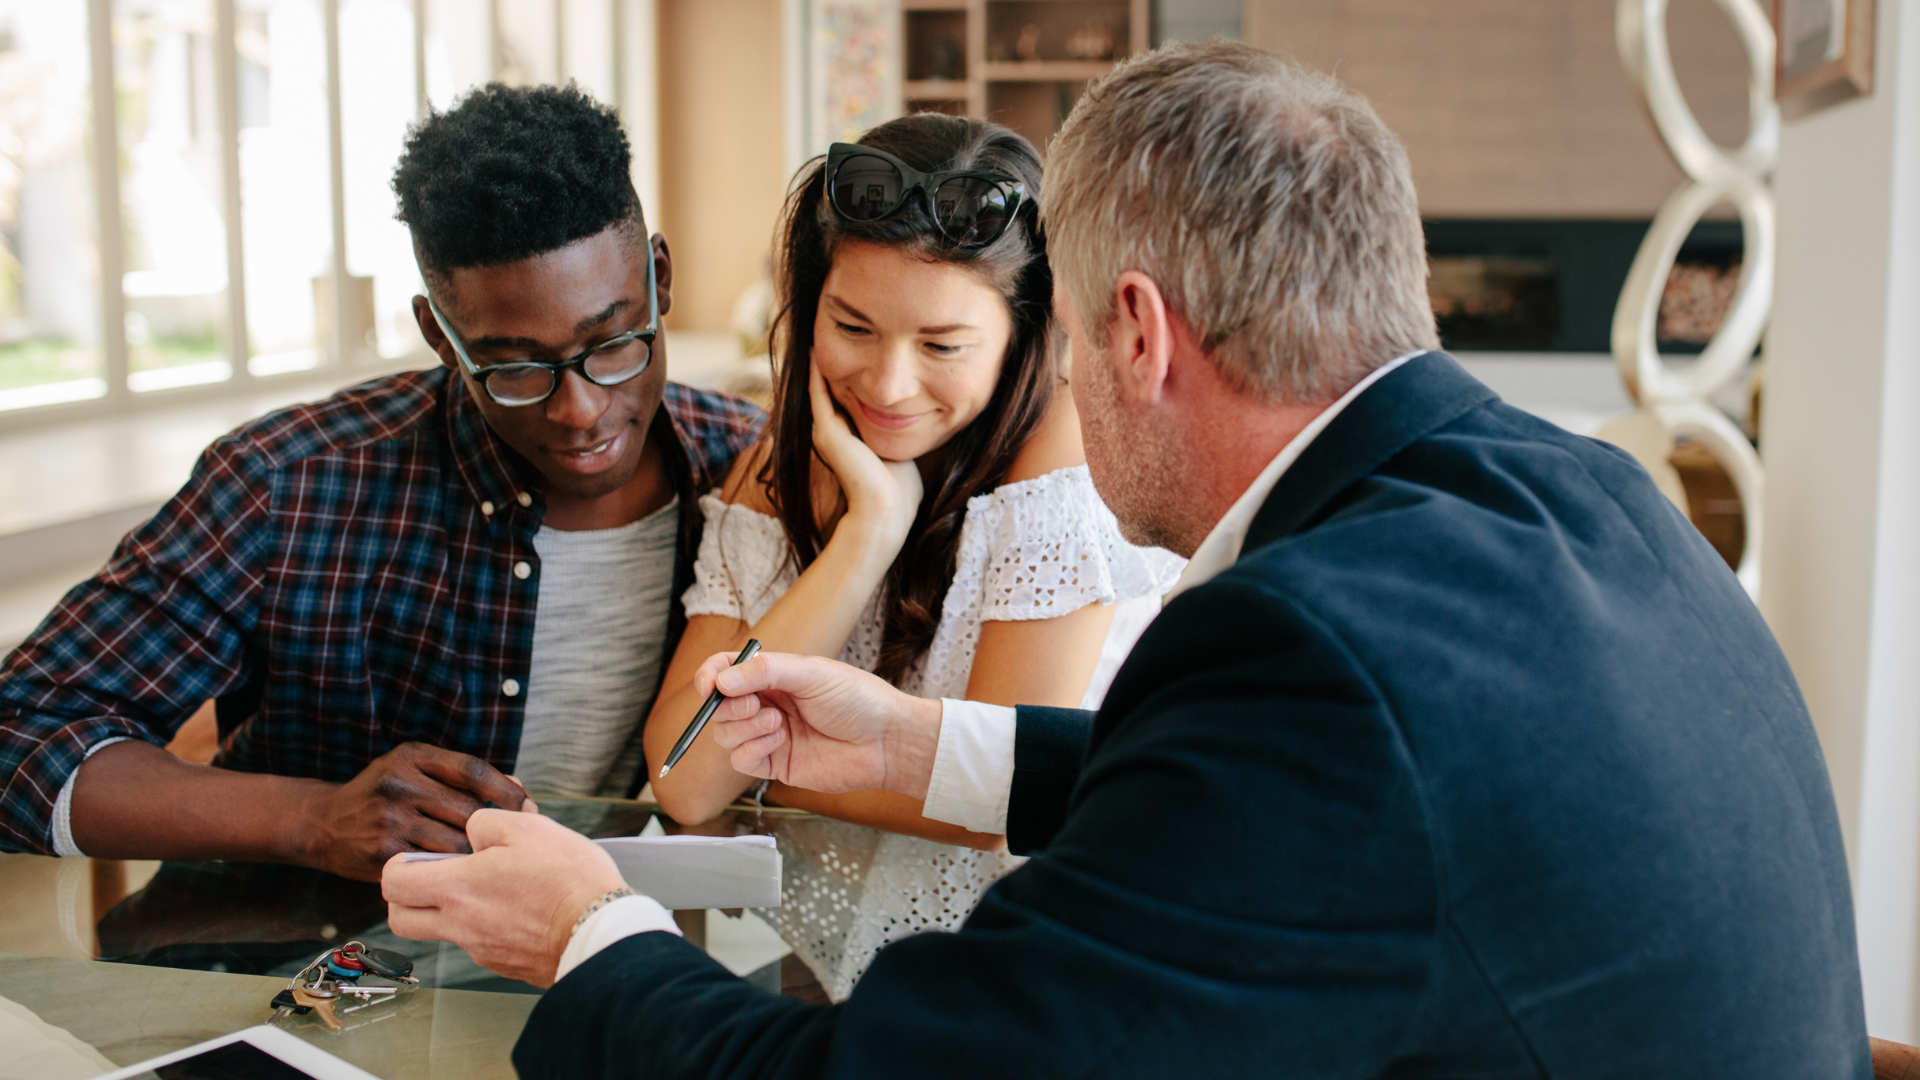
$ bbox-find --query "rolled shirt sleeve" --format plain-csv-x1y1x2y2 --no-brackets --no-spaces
48,736,133,857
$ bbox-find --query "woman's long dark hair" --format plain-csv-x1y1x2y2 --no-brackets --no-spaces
762,114,1055,686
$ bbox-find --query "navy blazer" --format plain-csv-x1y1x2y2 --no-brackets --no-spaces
516,352,1866,1079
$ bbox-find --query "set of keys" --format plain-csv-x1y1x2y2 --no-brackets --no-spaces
269,942,419,1032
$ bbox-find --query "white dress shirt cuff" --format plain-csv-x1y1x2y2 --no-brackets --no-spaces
553,892,682,984
921,699,1018,835
51,737,133,857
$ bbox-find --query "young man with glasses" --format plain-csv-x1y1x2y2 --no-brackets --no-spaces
0,84,762,881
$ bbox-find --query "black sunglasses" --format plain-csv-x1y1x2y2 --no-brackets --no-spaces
426,252,660,408
825,142,1028,247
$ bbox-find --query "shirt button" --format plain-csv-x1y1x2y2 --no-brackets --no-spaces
502,678,521,697
513,561,531,579
516,491,533,507
480,501,495,516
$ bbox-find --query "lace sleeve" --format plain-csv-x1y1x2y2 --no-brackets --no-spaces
680,493,798,625
965,466,1185,623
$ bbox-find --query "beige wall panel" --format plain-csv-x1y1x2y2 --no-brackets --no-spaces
1245,0,1750,217
657,0,788,332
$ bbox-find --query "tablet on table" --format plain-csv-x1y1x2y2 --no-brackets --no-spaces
92,1024,381,1080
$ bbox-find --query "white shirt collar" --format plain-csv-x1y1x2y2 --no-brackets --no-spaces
1163,353,1419,604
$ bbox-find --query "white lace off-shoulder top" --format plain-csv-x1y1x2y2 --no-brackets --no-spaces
681,464,1185,1000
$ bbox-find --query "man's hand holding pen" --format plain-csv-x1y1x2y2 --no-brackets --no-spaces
692,650,944,802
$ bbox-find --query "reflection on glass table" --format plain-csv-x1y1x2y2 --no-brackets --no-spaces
0,797,811,1079
87,800,661,994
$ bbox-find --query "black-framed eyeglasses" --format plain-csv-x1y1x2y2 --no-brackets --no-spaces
427,253,660,408
826,142,1028,247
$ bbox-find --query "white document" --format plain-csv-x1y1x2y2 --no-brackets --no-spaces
595,834,782,910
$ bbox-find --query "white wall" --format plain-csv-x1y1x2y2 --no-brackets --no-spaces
1762,0,1920,1041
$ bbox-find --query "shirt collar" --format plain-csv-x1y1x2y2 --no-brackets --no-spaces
655,387,719,493
1163,352,1419,604
442,371,714,529
443,369,540,523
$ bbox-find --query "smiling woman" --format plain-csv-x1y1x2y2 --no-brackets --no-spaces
639,113,1184,999
812,241,1015,466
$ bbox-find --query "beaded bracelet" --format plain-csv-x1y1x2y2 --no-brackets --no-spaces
572,887,637,934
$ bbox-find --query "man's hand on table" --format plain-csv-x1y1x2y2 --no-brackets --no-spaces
69,739,535,882
297,742,537,881
696,650,944,800
383,808,626,987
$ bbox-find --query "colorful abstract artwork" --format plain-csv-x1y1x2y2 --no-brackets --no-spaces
808,0,901,156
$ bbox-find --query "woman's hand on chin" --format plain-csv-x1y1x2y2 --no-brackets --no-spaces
810,361,923,543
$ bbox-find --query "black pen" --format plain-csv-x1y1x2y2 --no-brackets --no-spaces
657,639,761,778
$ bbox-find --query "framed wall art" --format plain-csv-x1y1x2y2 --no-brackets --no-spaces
804,0,903,159
1773,0,1875,117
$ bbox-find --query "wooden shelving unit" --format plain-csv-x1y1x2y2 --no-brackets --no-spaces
982,59,1119,81
904,79,970,102
902,0,1150,152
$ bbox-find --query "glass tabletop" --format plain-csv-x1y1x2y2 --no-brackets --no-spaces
0,797,808,1079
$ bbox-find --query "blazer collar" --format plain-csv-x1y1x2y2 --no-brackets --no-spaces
1241,351,1496,556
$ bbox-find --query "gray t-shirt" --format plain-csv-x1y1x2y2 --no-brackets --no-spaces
512,497,678,798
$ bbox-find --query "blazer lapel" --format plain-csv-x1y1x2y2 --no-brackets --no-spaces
1242,351,1498,556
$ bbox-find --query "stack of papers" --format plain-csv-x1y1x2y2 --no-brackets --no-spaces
399,833,783,910
594,834,782,910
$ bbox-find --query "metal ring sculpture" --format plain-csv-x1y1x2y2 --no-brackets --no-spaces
1614,0,1778,597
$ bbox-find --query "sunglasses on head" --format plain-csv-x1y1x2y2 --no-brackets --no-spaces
825,142,1028,247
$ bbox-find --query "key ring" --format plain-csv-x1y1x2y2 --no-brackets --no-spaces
286,940,419,989
271,940,420,1030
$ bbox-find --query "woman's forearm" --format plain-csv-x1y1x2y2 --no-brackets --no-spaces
644,518,905,823
763,785,1006,850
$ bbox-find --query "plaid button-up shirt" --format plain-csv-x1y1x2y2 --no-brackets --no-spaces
0,368,763,854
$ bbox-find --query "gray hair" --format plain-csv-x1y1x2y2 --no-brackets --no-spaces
1044,41,1439,403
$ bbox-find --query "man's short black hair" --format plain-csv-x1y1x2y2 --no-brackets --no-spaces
393,82,640,280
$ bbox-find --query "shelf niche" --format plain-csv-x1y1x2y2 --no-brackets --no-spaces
898,0,1148,154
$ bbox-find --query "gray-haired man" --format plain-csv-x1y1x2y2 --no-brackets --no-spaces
384,41,1866,1079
